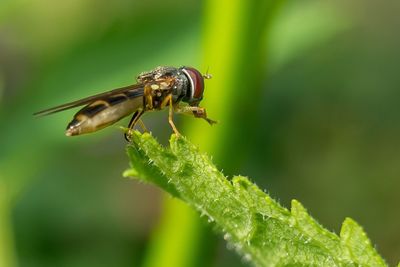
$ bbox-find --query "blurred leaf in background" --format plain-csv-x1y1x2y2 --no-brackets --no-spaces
1,0,400,266
1,0,206,266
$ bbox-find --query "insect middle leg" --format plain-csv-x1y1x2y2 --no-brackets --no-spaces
159,94,181,136
124,109,145,141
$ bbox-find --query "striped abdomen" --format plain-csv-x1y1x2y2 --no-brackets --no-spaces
66,90,143,136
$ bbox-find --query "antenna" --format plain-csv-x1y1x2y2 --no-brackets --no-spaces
203,66,212,79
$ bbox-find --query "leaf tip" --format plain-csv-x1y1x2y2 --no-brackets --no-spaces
127,130,155,144
291,199,304,211
122,168,138,178
232,176,252,189
340,217,387,266
290,199,309,220
340,217,374,247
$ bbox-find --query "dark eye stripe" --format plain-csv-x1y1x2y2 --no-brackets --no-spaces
183,67,204,101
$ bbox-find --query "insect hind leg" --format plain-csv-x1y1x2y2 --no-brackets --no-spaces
124,109,145,141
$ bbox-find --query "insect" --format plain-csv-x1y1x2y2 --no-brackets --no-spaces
34,66,216,141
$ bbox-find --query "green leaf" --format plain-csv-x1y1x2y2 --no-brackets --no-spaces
125,131,388,267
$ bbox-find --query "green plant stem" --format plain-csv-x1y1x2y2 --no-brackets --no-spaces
125,132,389,267
141,196,204,267
0,181,17,267
140,0,286,266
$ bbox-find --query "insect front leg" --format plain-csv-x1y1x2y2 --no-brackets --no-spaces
124,109,145,141
175,106,217,125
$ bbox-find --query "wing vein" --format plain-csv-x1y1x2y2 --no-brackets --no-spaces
34,84,144,116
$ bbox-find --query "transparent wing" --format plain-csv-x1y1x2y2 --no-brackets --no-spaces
34,84,145,116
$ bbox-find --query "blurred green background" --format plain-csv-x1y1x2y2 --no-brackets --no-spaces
1,0,399,266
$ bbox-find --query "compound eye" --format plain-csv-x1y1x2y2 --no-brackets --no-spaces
182,67,205,104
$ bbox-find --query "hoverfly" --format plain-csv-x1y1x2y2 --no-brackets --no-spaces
34,66,216,141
